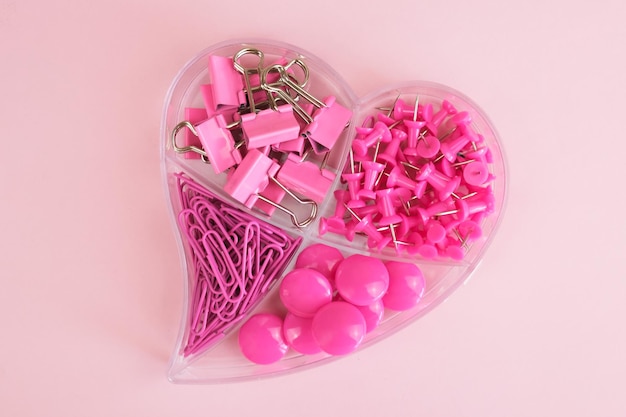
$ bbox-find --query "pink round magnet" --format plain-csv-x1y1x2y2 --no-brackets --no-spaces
279,268,333,318
311,301,366,355
334,254,389,306
283,313,322,355
382,261,426,311
295,243,344,284
238,314,288,364
355,299,385,333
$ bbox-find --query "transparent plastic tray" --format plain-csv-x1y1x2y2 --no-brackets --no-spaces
160,38,508,383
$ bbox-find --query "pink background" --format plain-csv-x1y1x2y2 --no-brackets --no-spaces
1,0,625,415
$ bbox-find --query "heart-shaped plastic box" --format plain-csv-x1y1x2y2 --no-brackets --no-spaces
160,39,507,383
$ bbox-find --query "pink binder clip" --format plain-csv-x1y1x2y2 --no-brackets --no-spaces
224,149,279,208
224,149,318,228
170,116,242,174
304,96,353,154
199,84,237,124
182,108,208,159
276,153,336,203
194,114,243,174
240,104,300,149
209,55,246,109
255,179,287,216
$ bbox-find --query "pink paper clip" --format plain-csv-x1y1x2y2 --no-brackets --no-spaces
304,96,353,154
240,104,300,149
194,114,243,174
276,153,336,203
224,149,318,228
209,55,246,109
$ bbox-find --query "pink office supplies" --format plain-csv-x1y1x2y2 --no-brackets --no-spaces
238,314,289,364
279,268,333,318
294,243,344,284
174,173,301,357
275,153,336,203
334,254,389,306
311,301,366,355
382,261,425,311
304,96,353,154
162,40,506,382
194,114,242,173
224,149,279,208
283,313,322,355
240,104,300,149
209,54,245,109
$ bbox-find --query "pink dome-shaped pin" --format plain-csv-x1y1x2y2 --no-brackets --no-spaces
334,254,389,306
311,301,366,355
238,314,288,364
295,243,344,284
355,299,385,333
383,261,426,311
283,313,322,355
279,268,333,318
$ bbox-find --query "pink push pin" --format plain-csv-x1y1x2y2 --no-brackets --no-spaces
440,133,472,162
376,188,402,226
279,268,333,318
456,192,496,218
238,313,288,364
334,254,389,306
325,189,350,229
431,100,457,128
397,212,420,238
358,161,386,200
382,261,425,311
417,243,438,259
414,200,454,226
392,98,420,120
351,121,392,157
283,313,322,355
377,129,407,166
344,207,391,251
318,217,347,237
387,166,422,196
442,110,472,132
457,219,483,241
209,55,246,109
445,239,465,260
462,160,490,186
295,243,344,284
416,134,441,159
419,162,461,201
426,220,447,243
403,96,427,156
342,171,365,208
311,301,366,355
404,231,425,256
240,104,300,149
